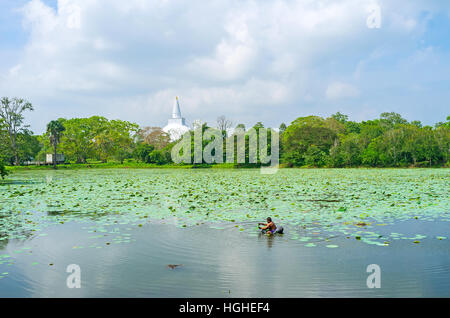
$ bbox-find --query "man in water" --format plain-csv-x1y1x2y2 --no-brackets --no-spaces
258,217,283,234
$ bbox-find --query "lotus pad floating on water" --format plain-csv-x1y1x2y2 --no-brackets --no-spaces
0,168,449,248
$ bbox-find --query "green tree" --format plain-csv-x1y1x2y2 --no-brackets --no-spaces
16,132,41,164
331,112,348,123
358,120,386,146
0,119,9,178
0,97,34,165
329,133,362,167
46,120,66,169
411,120,422,128
380,112,408,128
381,127,407,166
361,138,382,166
362,126,408,167
282,116,338,166
59,118,95,163
58,117,138,163
0,162,6,179
304,144,326,167
133,143,155,163
420,127,440,166
435,124,450,164
94,119,138,163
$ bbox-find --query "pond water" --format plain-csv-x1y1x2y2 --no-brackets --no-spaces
0,169,449,297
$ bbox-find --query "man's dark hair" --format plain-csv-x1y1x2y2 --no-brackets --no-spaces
267,217,272,222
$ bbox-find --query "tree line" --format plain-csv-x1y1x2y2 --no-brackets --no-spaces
281,112,449,168
1,96,449,178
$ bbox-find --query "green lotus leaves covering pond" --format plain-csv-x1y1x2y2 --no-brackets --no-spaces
0,168,449,251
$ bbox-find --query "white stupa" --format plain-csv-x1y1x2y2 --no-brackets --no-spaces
163,97,190,141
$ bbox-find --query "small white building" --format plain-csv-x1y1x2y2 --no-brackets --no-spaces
46,154,65,164
163,97,190,141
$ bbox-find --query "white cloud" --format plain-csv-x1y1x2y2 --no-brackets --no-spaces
326,82,360,100
0,0,447,132
60,0,81,30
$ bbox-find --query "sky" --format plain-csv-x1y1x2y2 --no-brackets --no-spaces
0,0,449,134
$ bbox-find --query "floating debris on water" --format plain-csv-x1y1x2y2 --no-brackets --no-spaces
167,264,183,269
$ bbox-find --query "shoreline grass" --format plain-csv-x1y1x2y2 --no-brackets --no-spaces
5,161,448,172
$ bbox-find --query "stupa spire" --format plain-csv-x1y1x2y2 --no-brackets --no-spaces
172,96,182,119
163,96,189,141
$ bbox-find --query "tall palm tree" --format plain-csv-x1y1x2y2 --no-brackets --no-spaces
47,120,65,169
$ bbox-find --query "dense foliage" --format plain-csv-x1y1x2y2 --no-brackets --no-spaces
0,95,449,170
46,120,66,169
0,119,9,178
281,113,450,167
0,97,34,166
